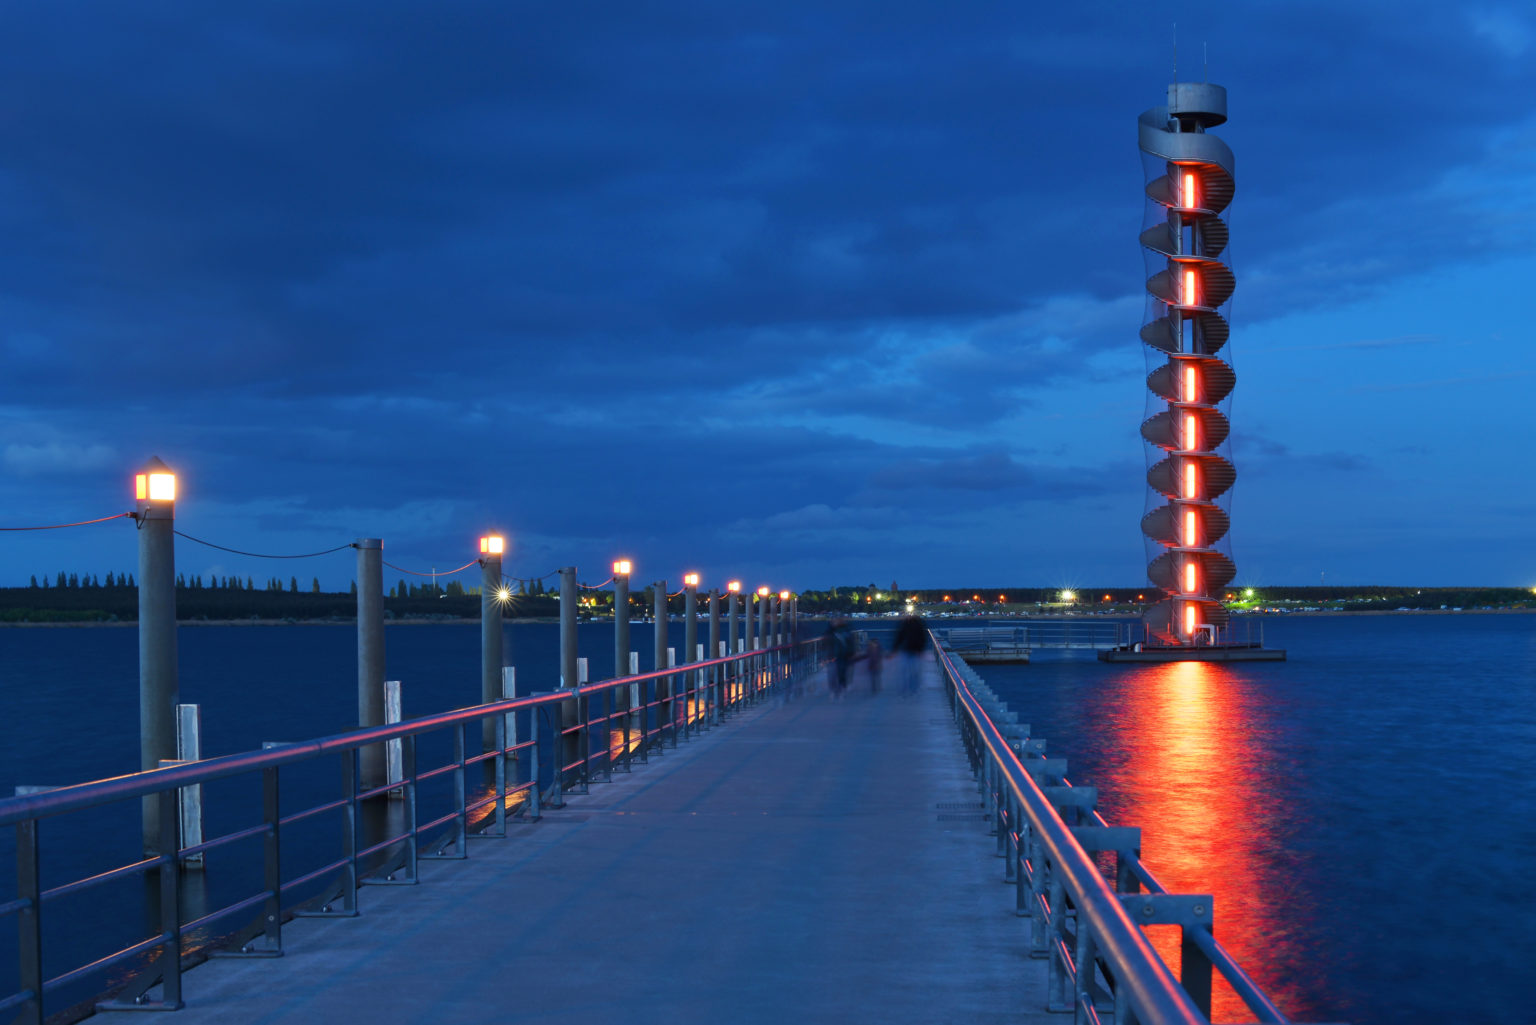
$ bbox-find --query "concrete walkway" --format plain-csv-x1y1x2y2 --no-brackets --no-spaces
108,667,1052,1025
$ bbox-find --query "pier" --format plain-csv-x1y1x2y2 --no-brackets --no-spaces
91,661,1054,1025
0,632,1297,1024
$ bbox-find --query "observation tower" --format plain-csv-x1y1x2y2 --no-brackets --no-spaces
1105,80,1284,661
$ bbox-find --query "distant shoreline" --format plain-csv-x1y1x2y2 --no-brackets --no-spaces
0,608,1529,629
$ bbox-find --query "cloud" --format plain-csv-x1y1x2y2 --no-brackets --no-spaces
2,441,118,477
1469,8,1533,57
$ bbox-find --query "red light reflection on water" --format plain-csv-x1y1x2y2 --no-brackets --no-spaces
1106,660,1303,1022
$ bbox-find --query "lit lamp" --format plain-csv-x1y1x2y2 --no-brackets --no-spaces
779,590,789,601
479,535,505,557
684,573,700,588
614,559,632,577
757,586,769,597
134,457,178,520
727,580,741,594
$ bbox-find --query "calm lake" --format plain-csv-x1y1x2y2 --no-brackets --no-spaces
1,612,1533,1023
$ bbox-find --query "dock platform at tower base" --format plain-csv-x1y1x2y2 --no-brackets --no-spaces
951,649,1030,664
1098,643,1287,662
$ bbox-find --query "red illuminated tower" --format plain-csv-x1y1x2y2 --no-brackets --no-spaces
1137,82,1238,647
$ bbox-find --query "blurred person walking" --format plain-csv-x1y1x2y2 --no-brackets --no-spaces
826,618,855,699
863,636,884,694
893,614,927,697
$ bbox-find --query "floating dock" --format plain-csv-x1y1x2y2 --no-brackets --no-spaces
1098,643,1286,662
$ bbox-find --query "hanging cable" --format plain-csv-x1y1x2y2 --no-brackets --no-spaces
0,511,133,531
579,576,615,590
173,532,355,559
383,558,480,578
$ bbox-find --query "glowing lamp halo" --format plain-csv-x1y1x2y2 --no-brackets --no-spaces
683,573,700,588
134,472,177,503
613,559,632,576
726,580,741,593
479,535,505,556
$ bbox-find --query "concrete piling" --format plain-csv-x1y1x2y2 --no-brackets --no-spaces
653,582,669,743
707,590,720,724
479,538,504,759
355,538,386,793
683,578,697,734
136,456,179,856
558,567,579,785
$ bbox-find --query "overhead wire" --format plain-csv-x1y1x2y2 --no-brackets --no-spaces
173,532,354,559
0,512,133,531
383,558,480,578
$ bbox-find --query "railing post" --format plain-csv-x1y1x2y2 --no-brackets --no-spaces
491,712,507,836
1074,917,1099,1023
1047,871,1071,1011
356,538,387,793
341,751,359,912
157,788,185,1004
259,768,283,952
527,703,543,819
16,819,42,1025
400,735,420,881
1182,914,1215,1017
423,723,468,858
576,659,590,793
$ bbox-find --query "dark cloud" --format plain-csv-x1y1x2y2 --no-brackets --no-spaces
0,1,1531,585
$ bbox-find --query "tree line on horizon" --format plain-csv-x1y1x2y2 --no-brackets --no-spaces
1,575,1528,624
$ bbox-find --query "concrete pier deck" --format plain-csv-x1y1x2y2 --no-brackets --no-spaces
103,670,1051,1025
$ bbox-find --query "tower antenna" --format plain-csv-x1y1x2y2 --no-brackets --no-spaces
1172,22,1178,84
1204,42,1208,82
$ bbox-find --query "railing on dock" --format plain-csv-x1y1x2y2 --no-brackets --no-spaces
935,637,1291,1024
0,639,816,1024
940,621,1127,653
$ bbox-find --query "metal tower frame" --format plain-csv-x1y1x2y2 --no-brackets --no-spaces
1137,82,1238,646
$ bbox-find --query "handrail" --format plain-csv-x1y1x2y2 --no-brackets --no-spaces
0,644,796,828
935,640,1204,1024
0,635,815,1025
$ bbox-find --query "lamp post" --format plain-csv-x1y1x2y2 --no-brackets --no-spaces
653,580,669,742
135,457,178,855
683,573,698,735
706,587,721,726
756,586,770,649
613,559,633,762
779,590,791,648
479,535,505,760
756,586,770,700
726,580,741,655
356,537,386,791
558,566,579,788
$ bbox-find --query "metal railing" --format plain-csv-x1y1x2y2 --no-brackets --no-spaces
0,638,817,1024
941,621,1128,652
934,637,1292,1024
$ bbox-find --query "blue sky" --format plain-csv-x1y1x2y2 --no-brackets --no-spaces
0,1,1531,591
